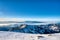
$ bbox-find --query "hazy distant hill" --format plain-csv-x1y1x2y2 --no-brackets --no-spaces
24,21,45,23
0,21,44,23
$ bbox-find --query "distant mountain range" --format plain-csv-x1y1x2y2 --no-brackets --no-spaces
0,22,60,34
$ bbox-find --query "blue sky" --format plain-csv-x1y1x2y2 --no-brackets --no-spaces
0,0,60,19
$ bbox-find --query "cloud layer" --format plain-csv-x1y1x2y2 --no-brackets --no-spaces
0,18,60,22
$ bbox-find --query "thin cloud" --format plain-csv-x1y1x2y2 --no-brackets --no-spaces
0,12,4,17
0,12,3,15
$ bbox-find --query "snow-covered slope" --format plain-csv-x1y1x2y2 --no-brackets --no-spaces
0,31,60,40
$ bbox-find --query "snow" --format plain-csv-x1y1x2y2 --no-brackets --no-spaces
0,21,60,40
0,31,60,40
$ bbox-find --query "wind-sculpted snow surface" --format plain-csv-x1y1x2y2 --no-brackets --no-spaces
0,31,60,40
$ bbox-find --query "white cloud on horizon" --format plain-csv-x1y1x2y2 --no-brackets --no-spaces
0,18,60,22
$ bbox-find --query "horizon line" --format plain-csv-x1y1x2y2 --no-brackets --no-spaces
0,18,60,22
